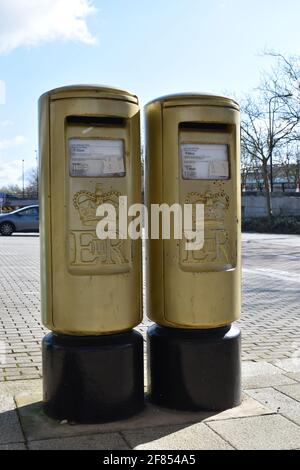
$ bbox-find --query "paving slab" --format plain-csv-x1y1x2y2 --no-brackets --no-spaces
0,443,27,450
0,393,15,413
122,423,233,450
242,361,284,377
275,384,300,402
284,372,300,383
246,387,300,426
203,395,273,422
208,415,300,450
0,402,24,445
0,379,41,396
0,383,36,446
0,393,25,445
272,358,300,374
243,373,296,390
28,433,130,450
14,390,271,442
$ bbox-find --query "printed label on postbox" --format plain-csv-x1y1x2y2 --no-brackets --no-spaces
181,143,229,180
69,139,125,177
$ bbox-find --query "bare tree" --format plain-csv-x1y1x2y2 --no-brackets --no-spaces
277,145,299,186
0,184,22,195
0,165,38,198
241,147,254,191
25,167,39,197
262,52,300,122
241,56,300,219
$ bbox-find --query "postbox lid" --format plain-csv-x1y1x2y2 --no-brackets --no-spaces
40,85,139,104
146,93,239,110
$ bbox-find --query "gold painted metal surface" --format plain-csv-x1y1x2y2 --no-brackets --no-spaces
39,86,141,335
145,94,241,329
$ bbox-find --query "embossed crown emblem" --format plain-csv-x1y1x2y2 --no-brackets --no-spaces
185,190,229,223
73,184,121,227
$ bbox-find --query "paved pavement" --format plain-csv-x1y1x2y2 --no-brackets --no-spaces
0,233,299,382
0,235,44,382
0,233,300,449
240,234,300,362
1,363,300,450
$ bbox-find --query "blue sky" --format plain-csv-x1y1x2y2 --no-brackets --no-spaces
1,0,300,187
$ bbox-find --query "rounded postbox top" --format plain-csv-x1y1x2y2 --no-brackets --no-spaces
40,85,139,105
145,93,239,111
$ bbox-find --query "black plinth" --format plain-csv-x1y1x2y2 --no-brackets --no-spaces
42,330,144,424
147,323,241,411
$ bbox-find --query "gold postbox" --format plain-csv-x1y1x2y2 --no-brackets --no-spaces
145,93,241,329
39,85,141,335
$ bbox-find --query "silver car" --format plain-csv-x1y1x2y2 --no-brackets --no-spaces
0,205,39,236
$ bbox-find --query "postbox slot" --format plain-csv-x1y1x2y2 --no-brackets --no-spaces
66,116,126,127
179,122,231,133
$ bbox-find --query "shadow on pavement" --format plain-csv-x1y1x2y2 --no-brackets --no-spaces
1,396,222,450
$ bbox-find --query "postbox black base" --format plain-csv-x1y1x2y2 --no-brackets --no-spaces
147,323,241,412
42,330,144,424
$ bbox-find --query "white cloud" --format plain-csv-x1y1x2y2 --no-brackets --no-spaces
0,159,24,186
0,80,5,104
0,135,27,151
0,0,97,54
0,136,29,185
0,120,14,128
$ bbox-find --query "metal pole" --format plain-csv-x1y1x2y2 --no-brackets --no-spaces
22,159,25,198
268,96,273,194
270,154,273,192
297,155,300,193
35,150,38,197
